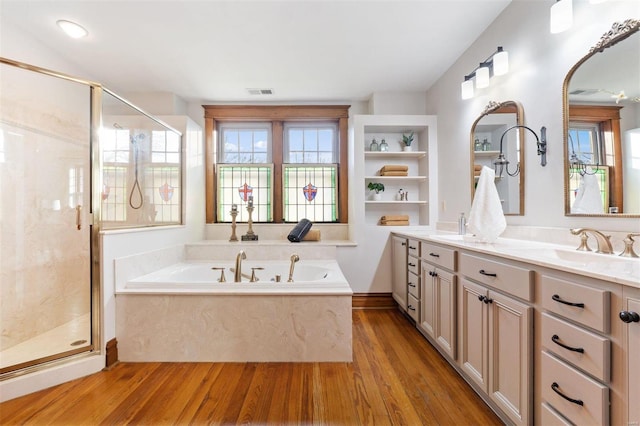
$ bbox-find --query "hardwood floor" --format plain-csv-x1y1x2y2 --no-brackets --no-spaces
0,309,501,425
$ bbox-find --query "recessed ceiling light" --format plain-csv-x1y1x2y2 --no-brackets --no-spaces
56,20,88,39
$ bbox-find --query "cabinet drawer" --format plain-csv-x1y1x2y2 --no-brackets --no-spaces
407,255,419,276
459,253,533,301
408,271,420,299
541,351,608,426
407,294,419,322
541,403,572,426
421,242,456,271
541,313,610,382
407,239,420,258
540,275,610,333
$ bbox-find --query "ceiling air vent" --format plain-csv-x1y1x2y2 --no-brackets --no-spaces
247,88,274,95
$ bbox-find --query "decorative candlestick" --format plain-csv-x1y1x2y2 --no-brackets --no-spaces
229,204,238,242
242,196,259,241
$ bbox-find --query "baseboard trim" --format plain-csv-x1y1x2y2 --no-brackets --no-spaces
352,293,397,309
105,338,118,369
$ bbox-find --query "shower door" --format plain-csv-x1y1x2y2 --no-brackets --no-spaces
0,61,95,374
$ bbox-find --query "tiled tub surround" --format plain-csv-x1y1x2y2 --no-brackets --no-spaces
114,241,352,362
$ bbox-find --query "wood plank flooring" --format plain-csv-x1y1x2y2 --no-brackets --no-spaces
0,309,502,425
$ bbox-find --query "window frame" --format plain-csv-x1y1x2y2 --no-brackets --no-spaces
203,105,349,223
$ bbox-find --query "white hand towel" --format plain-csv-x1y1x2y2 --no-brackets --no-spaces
468,166,506,243
571,171,604,214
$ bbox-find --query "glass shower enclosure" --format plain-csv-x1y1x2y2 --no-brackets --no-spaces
0,57,182,377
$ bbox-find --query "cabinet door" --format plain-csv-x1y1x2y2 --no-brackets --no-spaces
624,290,640,426
435,269,456,359
391,236,407,310
459,278,489,392
488,290,532,426
419,262,435,338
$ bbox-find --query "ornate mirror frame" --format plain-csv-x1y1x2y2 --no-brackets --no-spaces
470,100,525,215
562,19,640,218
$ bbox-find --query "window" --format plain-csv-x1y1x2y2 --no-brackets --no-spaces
100,127,182,225
568,123,602,165
204,105,349,223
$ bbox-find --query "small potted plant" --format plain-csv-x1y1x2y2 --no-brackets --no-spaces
368,182,385,201
402,131,414,151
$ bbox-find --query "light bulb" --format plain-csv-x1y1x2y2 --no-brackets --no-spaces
475,66,490,89
461,79,474,100
493,48,509,76
57,20,88,39
550,0,573,34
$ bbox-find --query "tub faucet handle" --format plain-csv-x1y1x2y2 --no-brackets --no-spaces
250,267,264,282
211,267,226,282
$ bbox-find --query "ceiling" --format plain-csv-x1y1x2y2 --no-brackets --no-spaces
1,1,512,103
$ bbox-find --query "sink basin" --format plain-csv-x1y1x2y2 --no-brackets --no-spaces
510,247,640,271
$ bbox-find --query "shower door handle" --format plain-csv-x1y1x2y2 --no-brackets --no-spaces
76,205,82,230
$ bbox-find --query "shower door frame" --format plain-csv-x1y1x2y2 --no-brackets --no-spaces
0,57,103,378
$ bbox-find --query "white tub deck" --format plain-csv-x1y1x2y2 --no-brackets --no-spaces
115,259,353,362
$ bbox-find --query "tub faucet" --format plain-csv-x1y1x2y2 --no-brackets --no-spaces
234,250,247,282
570,228,614,254
287,254,300,282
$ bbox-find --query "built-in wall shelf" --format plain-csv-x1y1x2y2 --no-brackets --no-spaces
365,176,428,182
473,150,500,157
365,151,427,159
365,200,428,205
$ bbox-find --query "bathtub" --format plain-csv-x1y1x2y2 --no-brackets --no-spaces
116,259,353,362
123,260,351,295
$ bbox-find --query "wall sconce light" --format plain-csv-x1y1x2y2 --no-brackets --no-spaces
550,0,573,34
493,125,547,177
460,47,509,100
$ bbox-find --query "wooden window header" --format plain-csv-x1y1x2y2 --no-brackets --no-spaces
203,105,350,120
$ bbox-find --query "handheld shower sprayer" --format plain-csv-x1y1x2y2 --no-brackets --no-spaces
287,254,300,282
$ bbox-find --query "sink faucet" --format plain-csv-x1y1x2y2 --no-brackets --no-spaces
234,250,247,282
570,228,614,254
619,233,640,258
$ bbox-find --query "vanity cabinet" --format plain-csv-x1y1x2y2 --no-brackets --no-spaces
391,235,408,311
459,278,532,426
419,241,457,360
458,252,533,426
406,239,420,322
538,274,612,425
621,286,640,426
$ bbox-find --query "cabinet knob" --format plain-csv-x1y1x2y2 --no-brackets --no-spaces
619,311,640,323
483,297,493,304
429,252,440,258
401,242,406,246
478,295,486,302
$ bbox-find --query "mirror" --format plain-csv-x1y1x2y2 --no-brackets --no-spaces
470,100,525,215
564,19,640,217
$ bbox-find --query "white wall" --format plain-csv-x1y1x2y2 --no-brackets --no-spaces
426,0,640,233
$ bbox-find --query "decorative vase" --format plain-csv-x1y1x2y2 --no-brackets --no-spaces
403,144,413,152
371,192,382,201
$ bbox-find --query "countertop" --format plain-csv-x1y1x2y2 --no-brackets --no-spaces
392,231,640,289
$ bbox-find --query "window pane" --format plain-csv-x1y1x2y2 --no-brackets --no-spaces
318,129,333,151
289,129,303,151
303,129,318,151
318,152,333,163
219,124,271,164
217,165,273,222
255,131,268,152
282,165,338,222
